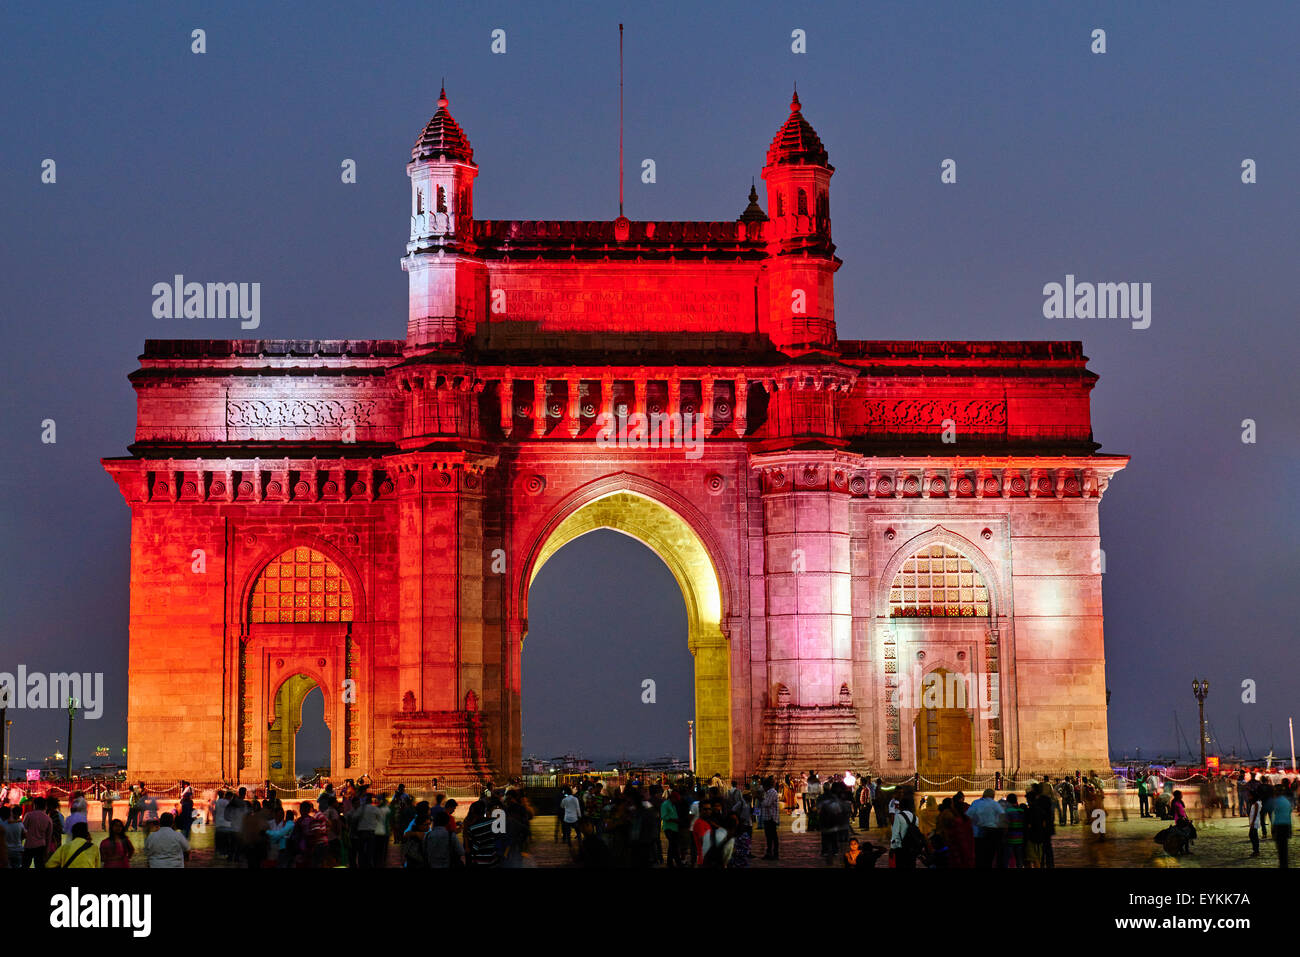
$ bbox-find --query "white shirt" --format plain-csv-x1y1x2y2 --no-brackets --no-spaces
145,827,190,868
213,797,231,829
890,810,917,849
560,794,581,824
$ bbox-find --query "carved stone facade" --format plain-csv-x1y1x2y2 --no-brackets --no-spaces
105,90,1126,786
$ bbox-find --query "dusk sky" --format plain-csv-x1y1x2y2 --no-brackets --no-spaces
2,1,1297,769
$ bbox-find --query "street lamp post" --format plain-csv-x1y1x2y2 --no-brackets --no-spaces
1192,679,1209,769
66,697,79,782
0,687,8,783
687,720,695,774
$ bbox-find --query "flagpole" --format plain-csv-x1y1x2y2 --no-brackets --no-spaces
618,23,624,218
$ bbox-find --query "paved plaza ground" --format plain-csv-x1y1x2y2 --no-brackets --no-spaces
81,806,1288,869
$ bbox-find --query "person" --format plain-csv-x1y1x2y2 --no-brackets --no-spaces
700,810,734,867
1247,789,1263,857
21,796,53,868
1,807,24,868
402,809,430,868
352,793,383,868
46,795,64,850
139,787,159,828
502,789,534,867
1169,790,1196,855
1137,774,1150,817
760,776,780,861
100,784,119,832
45,822,100,869
889,793,926,869
240,799,271,868
225,787,248,862
213,790,232,858
918,794,939,836
125,784,141,831
99,818,135,868
424,809,464,868
269,810,297,868
1034,782,1056,868
1002,793,1026,868
818,784,845,863
559,786,581,847
143,812,190,868
575,817,612,867
66,792,89,838
1056,777,1077,825
856,777,873,830
371,794,391,867
320,795,343,866
691,799,714,866
1269,781,1292,868
177,791,196,840
466,799,501,867
968,788,1007,868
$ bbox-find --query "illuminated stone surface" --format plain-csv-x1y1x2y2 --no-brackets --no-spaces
103,91,1127,786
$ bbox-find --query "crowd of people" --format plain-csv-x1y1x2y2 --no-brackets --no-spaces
0,766,1292,868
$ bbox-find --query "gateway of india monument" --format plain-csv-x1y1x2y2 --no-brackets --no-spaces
104,88,1126,788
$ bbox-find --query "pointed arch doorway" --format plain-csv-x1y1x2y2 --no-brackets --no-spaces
519,489,732,777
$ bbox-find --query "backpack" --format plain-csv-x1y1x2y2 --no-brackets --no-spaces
899,811,926,859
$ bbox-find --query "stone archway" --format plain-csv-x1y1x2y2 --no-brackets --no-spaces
520,489,732,776
268,673,329,788
233,544,362,784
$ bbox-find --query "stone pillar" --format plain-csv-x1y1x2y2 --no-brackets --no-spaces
701,377,715,434
498,375,513,438
565,376,581,437
634,376,647,421
734,375,748,437
754,453,859,772
532,376,546,435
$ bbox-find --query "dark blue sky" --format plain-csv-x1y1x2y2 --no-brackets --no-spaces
2,1,1297,767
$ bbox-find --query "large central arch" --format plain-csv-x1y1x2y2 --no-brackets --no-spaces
518,484,733,776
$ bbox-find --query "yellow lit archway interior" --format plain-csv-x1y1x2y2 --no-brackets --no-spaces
268,673,325,789
528,491,731,776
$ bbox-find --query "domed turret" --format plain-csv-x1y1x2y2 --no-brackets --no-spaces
759,88,838,355
403,86,485,350
765,89,831,170
412,87,475,164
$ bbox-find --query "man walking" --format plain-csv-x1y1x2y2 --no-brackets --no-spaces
1247,790,1263,857
1270,782,1293,869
